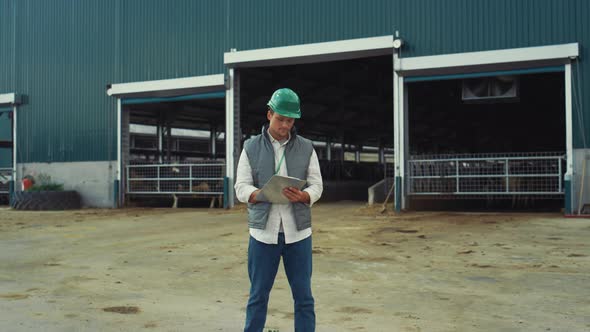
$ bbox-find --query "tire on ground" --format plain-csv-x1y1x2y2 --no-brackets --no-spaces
11,191,81,210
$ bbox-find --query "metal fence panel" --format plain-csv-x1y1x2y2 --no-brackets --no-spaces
408,152,565,197
126,162,225,195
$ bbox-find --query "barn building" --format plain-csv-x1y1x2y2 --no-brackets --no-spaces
1,0,589,213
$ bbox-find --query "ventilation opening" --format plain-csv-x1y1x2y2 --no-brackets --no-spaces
462,76,519,103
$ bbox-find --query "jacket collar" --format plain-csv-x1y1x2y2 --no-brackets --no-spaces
261,123,297,144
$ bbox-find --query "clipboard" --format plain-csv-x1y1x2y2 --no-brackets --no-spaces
257,175,306,204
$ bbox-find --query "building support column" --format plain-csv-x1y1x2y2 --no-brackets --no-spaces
116,98,122,207
12,104,17,187
393,51,408,212
210,126,217,159
565,62,574,214
157,117,163,163
225,68,236,207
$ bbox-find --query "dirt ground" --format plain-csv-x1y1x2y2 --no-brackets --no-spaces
0,202,589,332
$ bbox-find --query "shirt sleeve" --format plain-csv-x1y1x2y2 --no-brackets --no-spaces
303,149,323,207
234,149,259,204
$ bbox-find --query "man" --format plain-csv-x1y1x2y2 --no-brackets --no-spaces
235,88,323,332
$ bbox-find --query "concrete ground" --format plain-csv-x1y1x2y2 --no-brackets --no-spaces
0,202,589,332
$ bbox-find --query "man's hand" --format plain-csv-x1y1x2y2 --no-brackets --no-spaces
282,187,310,204
248,189,261,203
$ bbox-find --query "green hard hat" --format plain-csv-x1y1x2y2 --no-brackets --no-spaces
267,88,301,119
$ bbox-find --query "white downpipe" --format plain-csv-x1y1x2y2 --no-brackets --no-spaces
12,105,17,184
395,75,406,209
117,98,122,185
565,63,574,213
393,51,407,210
401,77,408,209
395,73,407,209
565,63,573,178
225,68,235,207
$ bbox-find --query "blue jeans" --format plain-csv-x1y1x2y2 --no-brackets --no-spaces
244,233,315,332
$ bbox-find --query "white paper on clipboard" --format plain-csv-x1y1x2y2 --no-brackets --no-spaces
257,175,306,204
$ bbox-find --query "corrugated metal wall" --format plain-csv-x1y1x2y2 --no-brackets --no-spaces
0,0,589,162
228,0,394,50
393,0,584,56
9,0,119,162
0,0,13,169
393,0,590,149
118,0,227,82
0,0,14,92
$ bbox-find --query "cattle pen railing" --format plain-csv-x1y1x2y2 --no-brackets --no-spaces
126,162,226,196
407,152,565,198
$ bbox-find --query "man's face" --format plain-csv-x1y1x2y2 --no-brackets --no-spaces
267,110,295,140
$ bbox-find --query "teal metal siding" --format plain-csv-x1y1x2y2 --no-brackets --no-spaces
392,0,590,148
229,0,394,51
0,0,14,92
9,0,119,162
2,0,231,163
0,0,589,162
118,0,228,82
393,0,583,56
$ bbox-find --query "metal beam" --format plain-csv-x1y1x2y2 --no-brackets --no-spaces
107,74,225,98
397,43,579,75
0,93,18,105
225,35,394,68
404,65,565,83
121,91,225,105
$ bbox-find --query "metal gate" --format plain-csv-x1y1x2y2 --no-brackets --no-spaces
0,168,11,194
408,152,565,197
126,162,225,196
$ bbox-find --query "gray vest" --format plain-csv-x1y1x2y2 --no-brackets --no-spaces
243,125,314,231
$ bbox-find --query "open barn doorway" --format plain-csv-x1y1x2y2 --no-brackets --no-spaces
108,75,228,208
406,71,566,211
238,55,394,203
